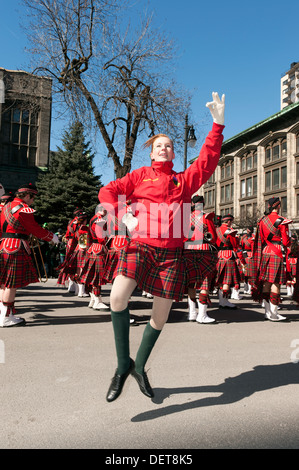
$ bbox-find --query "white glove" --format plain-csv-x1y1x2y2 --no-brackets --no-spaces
52,233,59,245
122,212,138,232
206,92,225,125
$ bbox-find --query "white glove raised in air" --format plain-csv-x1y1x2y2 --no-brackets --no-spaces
52,233,59,245
206,92,225,125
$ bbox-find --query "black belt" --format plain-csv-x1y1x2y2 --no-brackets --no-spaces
1,233,29,240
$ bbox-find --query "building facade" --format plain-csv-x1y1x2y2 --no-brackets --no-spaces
0,67,52,192
281,62,299,110
200,102,299,231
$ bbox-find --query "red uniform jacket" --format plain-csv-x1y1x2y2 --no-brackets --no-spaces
87,214,107,255
216,223,245,264
184,210,217,250
259,212,291,256
0,197,53,254
99,123,224,249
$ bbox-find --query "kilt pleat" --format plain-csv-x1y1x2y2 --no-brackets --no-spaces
0,248,39,288
111,240,186,301
103,249,120,283
183,250,217,290
79,252,107,286
259,253,286,284
215,258,241,287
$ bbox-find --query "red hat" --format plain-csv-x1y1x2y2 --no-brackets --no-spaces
222,214,234,221
0,191,14,202
17,183,38,195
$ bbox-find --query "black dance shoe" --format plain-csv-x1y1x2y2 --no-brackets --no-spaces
106,359,134,402
131,367,154,398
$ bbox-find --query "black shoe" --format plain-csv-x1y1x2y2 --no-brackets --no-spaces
106,359,134,402
131,367,154,398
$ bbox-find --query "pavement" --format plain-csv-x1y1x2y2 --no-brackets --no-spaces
1,279,299,450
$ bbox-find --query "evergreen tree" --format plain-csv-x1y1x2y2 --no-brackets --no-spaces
35,121,102,232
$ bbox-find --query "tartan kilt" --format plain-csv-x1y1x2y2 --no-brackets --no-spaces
259,253,286,285
103,248,120,283
0,248,39,288
112,240,186,301
72,248,87,270
289,257,297,277
215,258,241,287
183,250,217,290
79,251,107,286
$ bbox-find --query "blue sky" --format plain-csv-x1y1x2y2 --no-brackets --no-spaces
1,0,299,184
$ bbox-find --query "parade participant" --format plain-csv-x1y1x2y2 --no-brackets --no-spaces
57,210,88,295
248,197,291,321
215,214,246,308
79,208,109,310
0,183,59,327
286,233,298,298
184,194,217,323
0,192,15,304
240,226,255,294
99,91,225,402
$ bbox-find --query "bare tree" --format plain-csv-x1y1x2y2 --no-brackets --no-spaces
22,0,191,178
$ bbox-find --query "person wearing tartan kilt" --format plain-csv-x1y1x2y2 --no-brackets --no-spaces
0,183,59,327
99,92,225,402
79,208,109,311
184,195,217,323
57,210,88,296
215,214,246,308
247,197,291,321
240,226,255,295
286,234,299,298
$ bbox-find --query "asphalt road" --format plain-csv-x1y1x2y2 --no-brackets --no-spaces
1,279,299,450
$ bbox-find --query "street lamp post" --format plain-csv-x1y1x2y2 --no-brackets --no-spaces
183,114,197,170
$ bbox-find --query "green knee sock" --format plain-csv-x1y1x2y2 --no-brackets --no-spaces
110,307,131,375
135,322,161,374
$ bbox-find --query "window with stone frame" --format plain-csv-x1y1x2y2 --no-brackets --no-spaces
0,102,39,167
265,138,287,163
240,150,257,172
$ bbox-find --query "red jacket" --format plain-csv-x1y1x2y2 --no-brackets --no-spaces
259,212,291,256
0,197,53,254
99,123,224,248
184,210,217,249
216,223,246,264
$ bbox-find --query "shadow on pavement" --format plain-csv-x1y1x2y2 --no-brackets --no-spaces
131,362,299,422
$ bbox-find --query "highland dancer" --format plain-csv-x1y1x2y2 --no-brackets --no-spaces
99,92,225,402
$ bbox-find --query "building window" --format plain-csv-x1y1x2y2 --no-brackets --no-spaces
0,105,39,167
240,150,257,173
265,138,287,163
296,134,299,153
221,182,234,202
281,196,287,216
265,166,287,191
240,175,257,198
220,159,234,181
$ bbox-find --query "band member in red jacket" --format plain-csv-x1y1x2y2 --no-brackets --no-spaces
286,233,299,298
240,226,255,294
248,197,291,321
99,92,225,402
79,208,109,310
215,214,246,308
0,183,58,327
57,209,88,295
184,195,217,323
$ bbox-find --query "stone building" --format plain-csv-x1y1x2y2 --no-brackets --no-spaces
281,61,299,110
0,67,52,192
200,101,299,231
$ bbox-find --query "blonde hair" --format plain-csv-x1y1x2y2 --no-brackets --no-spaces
143,134,174,152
